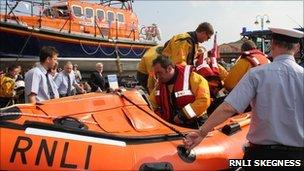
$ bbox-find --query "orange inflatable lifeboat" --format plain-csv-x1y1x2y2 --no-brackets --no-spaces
0,89,250,170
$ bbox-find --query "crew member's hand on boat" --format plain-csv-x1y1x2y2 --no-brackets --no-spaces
183,129,207,150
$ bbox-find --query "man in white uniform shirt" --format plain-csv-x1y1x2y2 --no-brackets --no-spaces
184,28,304,170
55,61,85,97
25,46,59,103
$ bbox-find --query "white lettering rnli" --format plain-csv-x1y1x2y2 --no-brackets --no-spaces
175,90,193,98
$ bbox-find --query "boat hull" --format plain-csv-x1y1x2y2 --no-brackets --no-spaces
0,90,250,170
0,121,248,170
0,22,156,72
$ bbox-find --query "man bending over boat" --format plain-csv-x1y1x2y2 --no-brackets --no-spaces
162,22,214,65
184,28,304,170
149,56,210,128
136,45,164,93
24,46,59,103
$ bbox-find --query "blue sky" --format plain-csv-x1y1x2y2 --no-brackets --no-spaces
133,1,303,49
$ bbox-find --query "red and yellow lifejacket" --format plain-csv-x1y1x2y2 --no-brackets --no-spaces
195,53,222,98
241,49,270,67
155,65,195,121
195,53,219,77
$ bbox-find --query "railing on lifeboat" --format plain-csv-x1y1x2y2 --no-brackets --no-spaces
2,0,145,42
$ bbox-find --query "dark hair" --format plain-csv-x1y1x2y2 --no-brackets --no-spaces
241,40,257,51
272,39,297,51
8,64,19,72
152,55,175,69
39,46,58,63
196,22,214,35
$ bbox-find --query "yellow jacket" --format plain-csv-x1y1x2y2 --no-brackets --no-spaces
218,64,228,81
224,58,251,91
137,46,159,75
149,71,210,118
0,75,15,98
162,32,198,65
147,75,156,94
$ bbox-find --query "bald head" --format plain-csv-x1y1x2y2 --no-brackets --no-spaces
64,61,73,73
95,63,103,73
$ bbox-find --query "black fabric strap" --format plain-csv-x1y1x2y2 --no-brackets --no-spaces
66,73,71,96
45,73,55,99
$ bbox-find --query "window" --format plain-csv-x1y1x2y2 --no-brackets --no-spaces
72,6,82,17
56,6,69,18
85,8,94,18
117,13,124,23
107,11,115,22
97,9,104,21
42,8,52,17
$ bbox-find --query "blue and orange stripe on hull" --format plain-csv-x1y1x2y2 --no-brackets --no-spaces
0,23,156,59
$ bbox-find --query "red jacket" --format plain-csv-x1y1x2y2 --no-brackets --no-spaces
155,65,195,121
195,53,219,77
241,49,270,67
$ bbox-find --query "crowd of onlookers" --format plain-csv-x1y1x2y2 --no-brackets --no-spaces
0,53,108,108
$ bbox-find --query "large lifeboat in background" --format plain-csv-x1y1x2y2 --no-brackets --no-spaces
0,89,250,170
0,0,159,72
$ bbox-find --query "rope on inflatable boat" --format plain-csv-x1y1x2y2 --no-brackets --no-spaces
0,112,98,125
116,90,185,137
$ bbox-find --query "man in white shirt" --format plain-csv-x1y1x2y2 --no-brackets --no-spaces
184,28,304,170
55,61,85,97
25,46,59,103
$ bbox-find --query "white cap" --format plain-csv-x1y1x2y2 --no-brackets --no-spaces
269,27,303,43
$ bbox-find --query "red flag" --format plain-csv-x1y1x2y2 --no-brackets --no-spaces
207,32,220,75
210,31,220,59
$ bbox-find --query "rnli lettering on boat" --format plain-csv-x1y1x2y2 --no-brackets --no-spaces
9,136,92,169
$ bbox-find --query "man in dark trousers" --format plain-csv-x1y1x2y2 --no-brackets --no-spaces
89,62,107,92
184,28,304,171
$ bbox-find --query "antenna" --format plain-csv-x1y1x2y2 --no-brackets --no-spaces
286,15,303,29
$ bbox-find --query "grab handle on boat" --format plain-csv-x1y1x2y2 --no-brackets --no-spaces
221,119,250,135
177,145,196,163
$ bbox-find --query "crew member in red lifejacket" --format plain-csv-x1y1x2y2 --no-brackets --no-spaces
149,56,210,128
195,48,220,97
224,40,270,91
194,48,228,114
